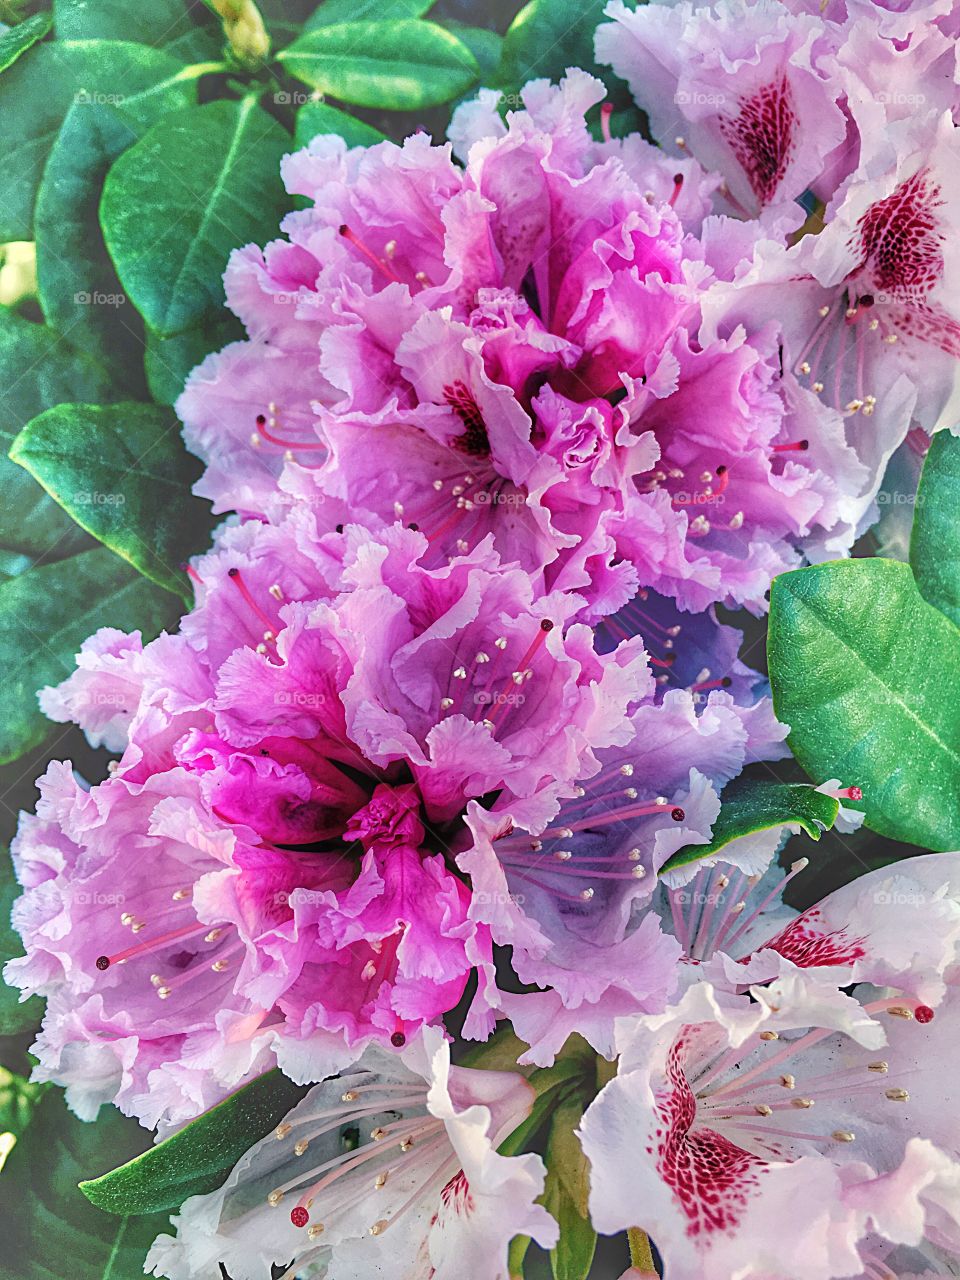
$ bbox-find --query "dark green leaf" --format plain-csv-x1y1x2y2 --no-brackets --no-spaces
80,1070,309,1214
144,310,243,405
0,547,180,763
499,0,631,108
0,1089,170,1280
0,308,115,561
101,96,291,337
0,10,51,74
162,23,225,63
660,779,840,874
542,1095,596,1280
769,557,960,850
0,38,193,242
35,50,197,382
278,20,479,110
910,430,960,627
0,846,43,1037
11,402,215,600
53,0,194,45
305,0,433,29
294,99,386,149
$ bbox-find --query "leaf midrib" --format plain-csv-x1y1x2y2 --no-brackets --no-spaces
792,586,960,771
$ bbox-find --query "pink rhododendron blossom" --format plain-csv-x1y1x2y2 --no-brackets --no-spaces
146,1027,557,1280
7,519,666,1122
460,687,790,1065
177,70,863,617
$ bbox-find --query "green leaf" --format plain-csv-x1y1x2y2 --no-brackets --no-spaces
660,779,841,874
278,20,479,110
0,846,43,1037
0,546,180,763
499,0,631,107
0,38,194,242
542,1095,596,1280
294,99,386,150
53,0,194,45
0,307,115,561
101,96,291,337
11,402,214,600
305,0,434,28
910,430,960,627
80,1069,309,1215
144,310,243,405
0,1089,170,1280
769,557,960,850
445,22,503,83
35,51,197,382
0,10,51,74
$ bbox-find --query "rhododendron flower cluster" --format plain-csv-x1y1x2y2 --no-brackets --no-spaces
6,0,960,1275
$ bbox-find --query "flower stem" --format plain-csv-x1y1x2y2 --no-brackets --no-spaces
628,1226,658,1275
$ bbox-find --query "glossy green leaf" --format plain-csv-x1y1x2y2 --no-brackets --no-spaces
101,96,291,337
499,0,631,107
910,430,960,627
769,557,960,850
0,38,191,242
35,50,197,381
0,846,43,1037
0,10,51,74
81,1069,309,1214
446,22,503,83
305,0,433,28
543,1094,596,1280
660,779,840,874
0,1089,170,1280
0,547,179,763
294,99,386,149
11,402,214,600
278,20,479,110
53,0,194,43
0,308,114,561
144,310,243,405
